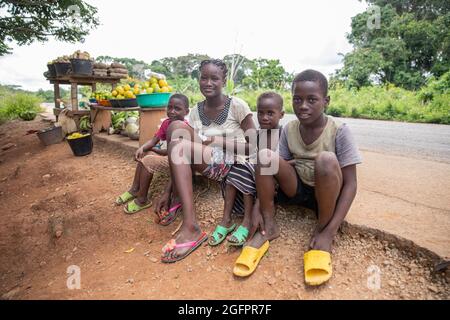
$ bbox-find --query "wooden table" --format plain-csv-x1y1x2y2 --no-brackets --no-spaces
46,73,126,114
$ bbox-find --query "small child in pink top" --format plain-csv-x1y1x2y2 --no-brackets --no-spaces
115,94,190,221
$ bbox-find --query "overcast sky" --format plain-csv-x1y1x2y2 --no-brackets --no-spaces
0,0,368,91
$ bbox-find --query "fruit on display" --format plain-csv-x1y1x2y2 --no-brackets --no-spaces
138,76,173,94
79,116,91,131
67,132,90,140
70,50,93,61
91,90,112,100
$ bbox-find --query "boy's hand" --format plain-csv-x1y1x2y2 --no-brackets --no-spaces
154,192,170,215
135,147,145,161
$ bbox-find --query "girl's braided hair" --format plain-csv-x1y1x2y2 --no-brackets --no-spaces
199,59,228,80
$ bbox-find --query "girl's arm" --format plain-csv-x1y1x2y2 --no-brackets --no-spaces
208,114,256,155
322,164,357,235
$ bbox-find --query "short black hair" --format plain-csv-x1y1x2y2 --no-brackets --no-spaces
292,69,328,96
257,91,284,110
169,93,189,110
199,59,228,80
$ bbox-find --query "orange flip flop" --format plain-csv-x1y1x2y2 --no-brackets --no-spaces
303,250,332,286
233,241,269,277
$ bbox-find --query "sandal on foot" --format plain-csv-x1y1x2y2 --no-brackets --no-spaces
115,191,135,205
208,224,236,246
233,241,269,277
227,225,249,246
161,232,208,263
124,199,152,214
304,250,332,286
156,203,182,226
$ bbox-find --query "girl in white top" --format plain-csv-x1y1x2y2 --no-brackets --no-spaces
160,59,256,263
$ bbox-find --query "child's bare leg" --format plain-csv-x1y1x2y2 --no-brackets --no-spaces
241,194,253,230
309,152,343,252
247,149,297,248
221,184,237,228
129,162,143,195
163,121,211,260
135,166,153,206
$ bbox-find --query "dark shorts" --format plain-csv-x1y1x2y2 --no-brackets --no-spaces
275,174,318,215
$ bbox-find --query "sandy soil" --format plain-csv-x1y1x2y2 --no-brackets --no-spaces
0,118,448,300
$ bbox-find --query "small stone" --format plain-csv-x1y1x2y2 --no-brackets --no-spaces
187,266,193,272
73,247,77,252
267,277,276,286
1,143,15,151
143,251,151,257
427,285,439,293
150,258,158,263
127,278,134,284
96,260,101,264
206,249,212,256
275,271,282,278
388,280,396,287
42,174,51,180
39,261,46,267
148,239,153,244
206,266,212,272
286,239,294,245
383,260,391,266
55,230,63,238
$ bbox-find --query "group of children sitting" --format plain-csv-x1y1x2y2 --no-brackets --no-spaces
115,59,362,286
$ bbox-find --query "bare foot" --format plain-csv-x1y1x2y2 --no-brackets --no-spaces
245,222,280,249
161,224,203,261
309,230,335,253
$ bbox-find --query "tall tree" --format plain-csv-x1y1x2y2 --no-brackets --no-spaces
0,0,99,56
335,1,449,89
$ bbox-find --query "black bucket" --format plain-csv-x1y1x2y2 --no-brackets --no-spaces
37,126,64,146
67,134,93,156
54,62,71,76
47,64,56,78
70,59,93,75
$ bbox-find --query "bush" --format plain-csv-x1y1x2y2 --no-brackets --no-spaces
0,92,43,124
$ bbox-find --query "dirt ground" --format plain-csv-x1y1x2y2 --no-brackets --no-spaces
0,118,448,300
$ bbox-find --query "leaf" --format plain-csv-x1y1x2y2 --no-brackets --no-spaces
124,248,135,253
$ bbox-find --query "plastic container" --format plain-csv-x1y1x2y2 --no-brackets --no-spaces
89,98,97,104
47,64,56,78
109,99,121,108
37,126,64,146
67,134,93,156
54,62,71,76
136,93,171,107
70,59,93,75
119,98,138,108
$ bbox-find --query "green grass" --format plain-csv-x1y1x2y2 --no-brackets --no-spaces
0,87,43,124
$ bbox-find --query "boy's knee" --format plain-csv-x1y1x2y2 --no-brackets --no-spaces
315,152,339,175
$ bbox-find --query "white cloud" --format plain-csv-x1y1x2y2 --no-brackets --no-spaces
0,0,367,91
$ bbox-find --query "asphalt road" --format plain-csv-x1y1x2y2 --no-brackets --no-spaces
253,112,450,164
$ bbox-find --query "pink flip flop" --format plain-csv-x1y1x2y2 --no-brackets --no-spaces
161,232,208,263
156,203,182,226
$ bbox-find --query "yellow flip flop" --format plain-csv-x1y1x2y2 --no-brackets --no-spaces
233,241,269,277
304,250,332,286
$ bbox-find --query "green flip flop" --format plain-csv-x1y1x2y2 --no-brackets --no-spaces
115,191,135,205
208,224,236,246
227,225,249,246
124,199,152,214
